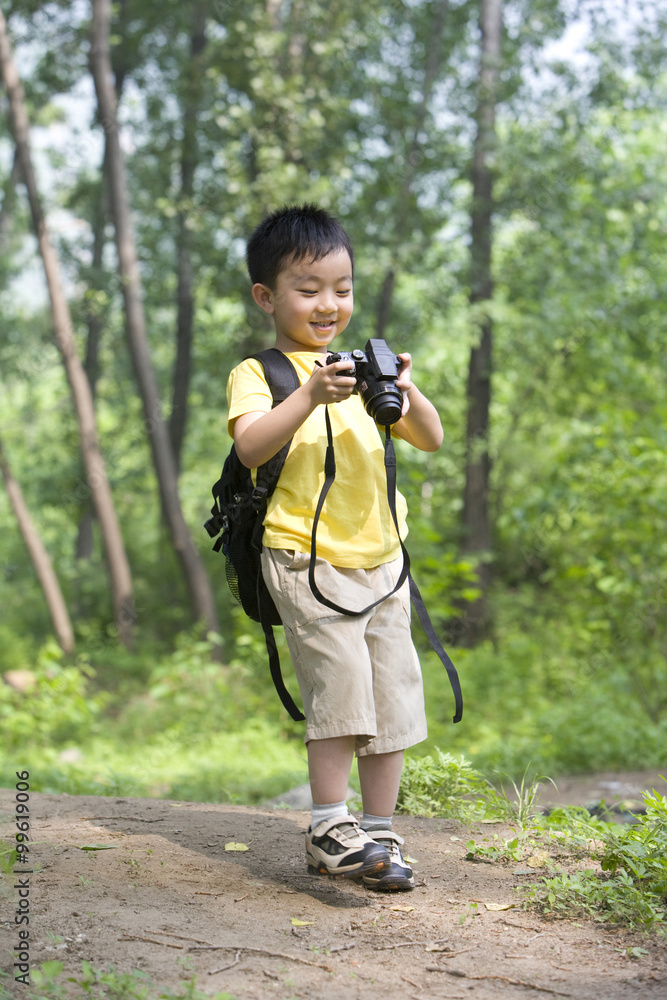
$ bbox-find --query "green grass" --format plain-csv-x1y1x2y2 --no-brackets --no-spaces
2,619,666,814
0,960,234,999
0,722,309,804
393,750,667,932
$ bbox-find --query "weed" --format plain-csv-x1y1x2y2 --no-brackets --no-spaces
396,748,506,821
0,838,18,873
17,960,236,999
525,867,666,930
459,901,479,925
466,831,529,864
495,768,558,828
527,785,667,930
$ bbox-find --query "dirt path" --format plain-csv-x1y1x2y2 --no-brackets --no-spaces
1,785,666,1000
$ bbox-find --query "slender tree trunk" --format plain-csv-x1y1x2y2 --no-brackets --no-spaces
0,8,135,646
76,151,109,561
376,0,450,336
461,0,503,644
170,3,207,474
0,436,75,654
76,35,127,561
89,0,220,637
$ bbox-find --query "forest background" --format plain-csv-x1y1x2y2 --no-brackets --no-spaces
0,0,665,805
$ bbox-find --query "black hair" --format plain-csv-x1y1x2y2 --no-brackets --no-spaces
246,203,354,289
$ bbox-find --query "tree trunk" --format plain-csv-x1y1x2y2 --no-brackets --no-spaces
376,269,395,340
76,30,127,561
461,0,503,644
170,3,207,475
89,0,220,638
0,435,75,654
0,8,135,646
76,151,109,561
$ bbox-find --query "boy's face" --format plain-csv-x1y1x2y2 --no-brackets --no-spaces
251,248,353,353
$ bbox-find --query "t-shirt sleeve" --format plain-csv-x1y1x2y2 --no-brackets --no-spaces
226,358,273,437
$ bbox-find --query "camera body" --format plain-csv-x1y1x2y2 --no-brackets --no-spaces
326,338,403,425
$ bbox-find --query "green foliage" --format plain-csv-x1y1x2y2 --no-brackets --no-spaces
0,641,105,752
400,759,667,931
465,786,667,932
598,786,667,901
2,2,667,811
396,749,505,822
525,868,665,931
496,770,558,829
10,959,234,1000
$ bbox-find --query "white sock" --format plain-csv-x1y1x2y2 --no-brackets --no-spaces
310,800,349,829
360,812,392,832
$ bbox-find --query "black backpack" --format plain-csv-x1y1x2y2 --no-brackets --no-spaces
206,349,463,726
204,349,304,720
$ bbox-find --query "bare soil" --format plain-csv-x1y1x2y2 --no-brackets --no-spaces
1,773,666,1000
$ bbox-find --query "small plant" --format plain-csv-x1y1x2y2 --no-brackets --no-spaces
466,831,529,864
0,837,18,874
495,768,558,828
462,778,667,932
396,749,505,821
525,867,666,931
20,960,236,999
530,788,666,930
458,901,479,925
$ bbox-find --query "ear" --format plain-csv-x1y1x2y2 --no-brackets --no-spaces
251,283,275,314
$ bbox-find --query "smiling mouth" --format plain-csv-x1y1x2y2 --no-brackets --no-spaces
311,319,335,328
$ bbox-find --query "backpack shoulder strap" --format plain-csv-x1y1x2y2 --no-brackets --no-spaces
248,349,300,495
250,348,300,406
246,348,305,722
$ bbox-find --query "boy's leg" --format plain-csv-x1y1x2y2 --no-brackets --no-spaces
308,735,355,807
306,735,391,878
357,752,415,892
357,749,404,820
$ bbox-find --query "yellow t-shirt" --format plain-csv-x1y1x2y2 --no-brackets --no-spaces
226,351,408,568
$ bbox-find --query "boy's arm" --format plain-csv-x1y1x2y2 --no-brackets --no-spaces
391,353,444,452
233,360,356,468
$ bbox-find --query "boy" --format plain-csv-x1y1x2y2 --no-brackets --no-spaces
227,204,443,892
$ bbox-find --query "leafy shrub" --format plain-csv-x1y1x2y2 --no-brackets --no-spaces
0,641,105,752
396,748,505,821
465,782,667,931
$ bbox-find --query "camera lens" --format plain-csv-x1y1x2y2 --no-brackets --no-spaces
363,385,403,425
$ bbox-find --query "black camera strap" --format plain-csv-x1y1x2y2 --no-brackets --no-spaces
308,407,463,724
308,408,409,615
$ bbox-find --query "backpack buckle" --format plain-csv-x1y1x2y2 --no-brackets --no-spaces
251,485,268,510
204,512,228,539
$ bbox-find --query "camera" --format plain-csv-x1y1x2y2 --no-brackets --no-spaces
326,338,403,425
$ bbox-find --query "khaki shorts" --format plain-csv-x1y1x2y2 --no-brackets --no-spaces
260,548,428,756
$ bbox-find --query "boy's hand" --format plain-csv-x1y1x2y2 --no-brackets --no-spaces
396,353,413,417
307,358,357,406
392,353,443,451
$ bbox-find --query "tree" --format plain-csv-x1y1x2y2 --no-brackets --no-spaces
461,0,503,643
89,0,220,638
0,433,75,653
0,6,135,646
169,1,208,474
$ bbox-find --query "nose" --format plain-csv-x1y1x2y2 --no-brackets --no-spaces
316,291,336,313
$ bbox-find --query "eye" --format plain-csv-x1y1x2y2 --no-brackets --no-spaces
337,289,352,296
299,289,317,295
